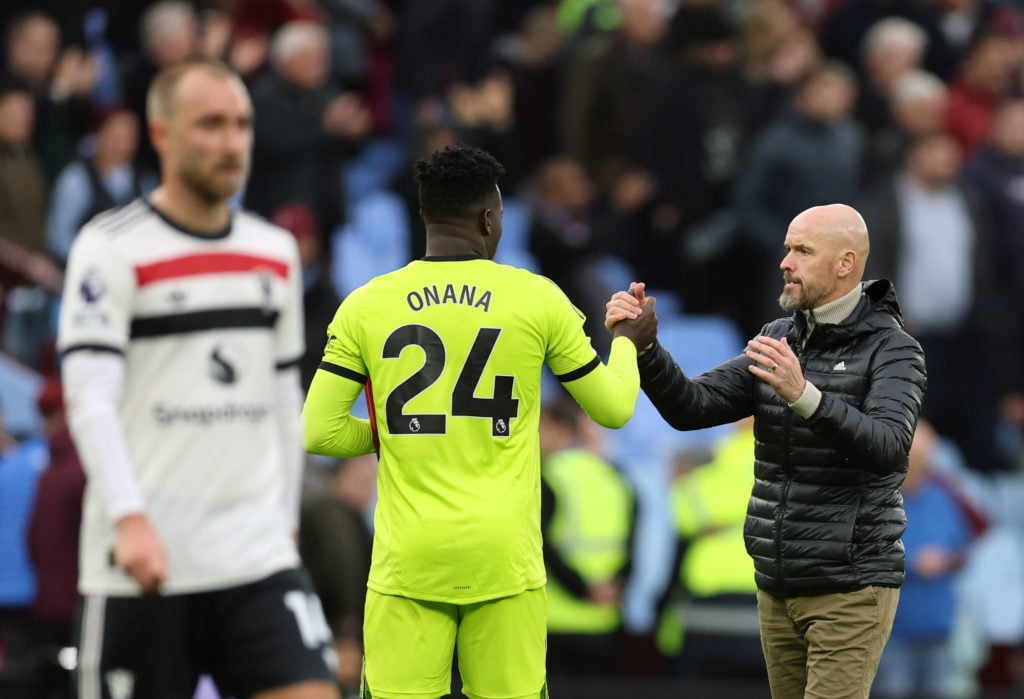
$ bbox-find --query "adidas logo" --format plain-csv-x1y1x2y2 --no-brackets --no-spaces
833,361,847,371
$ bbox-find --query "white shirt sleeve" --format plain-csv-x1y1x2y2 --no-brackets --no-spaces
57,225,135,354
63,350,146,521
59,223,143,523
275,366,305,531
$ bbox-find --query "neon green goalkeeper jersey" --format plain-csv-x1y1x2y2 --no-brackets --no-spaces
303,257,640,604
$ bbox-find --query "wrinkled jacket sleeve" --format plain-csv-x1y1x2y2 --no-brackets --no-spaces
803,329,927,474
637,342,756,430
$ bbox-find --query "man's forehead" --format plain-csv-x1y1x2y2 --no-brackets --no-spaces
175,69,251,114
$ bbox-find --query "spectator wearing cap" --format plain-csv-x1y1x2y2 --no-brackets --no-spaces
45,107,153,266
271,203,341,390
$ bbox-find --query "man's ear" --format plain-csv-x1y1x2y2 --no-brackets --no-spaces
837,250,856,278
480,208,493,236
149,120,168,159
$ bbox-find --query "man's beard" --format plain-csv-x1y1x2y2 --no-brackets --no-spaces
778,279,835,313
178,161,243,205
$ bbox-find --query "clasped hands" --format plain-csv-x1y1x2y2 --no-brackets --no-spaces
605,282,806,403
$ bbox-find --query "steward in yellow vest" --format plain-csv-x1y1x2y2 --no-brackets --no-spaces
654,418,765,678
539,398,636,676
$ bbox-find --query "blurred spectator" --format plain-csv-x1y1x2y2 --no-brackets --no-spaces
246,20,371,228
119,1,199,173
874,420,974,699
228,0,325,80
560,0,671,199
0,84,48,256
444,68,520,185
863,132,1005,472
527,155,612,353
855,17,928,135
943,29,1019,158
45,107,150,266
867,69,948,178
393,0,499,117
654,418,762,680
271,202,341,390
2,10,97,182
500,5,567,182
639,5,768,316
818,0,955,80
0,82,59,368
317,0,395,86
962,98,1024,448
731,60,862,336
540,397,636,677
742,0,818,91
299,454,376,694
26,376,83,699
389,122,458,261
0,398,48,695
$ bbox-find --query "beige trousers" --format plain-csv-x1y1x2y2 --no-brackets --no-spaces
757,586,900,699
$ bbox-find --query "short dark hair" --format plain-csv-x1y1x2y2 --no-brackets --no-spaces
414,144,505,218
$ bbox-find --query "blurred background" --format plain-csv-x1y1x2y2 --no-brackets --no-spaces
0,0,1023,697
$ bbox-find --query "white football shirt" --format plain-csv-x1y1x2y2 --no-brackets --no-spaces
58,199,304,595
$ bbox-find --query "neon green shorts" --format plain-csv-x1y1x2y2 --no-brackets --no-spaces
361,587,548,699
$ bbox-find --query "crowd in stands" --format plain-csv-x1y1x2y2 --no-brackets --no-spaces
1,0,1024,696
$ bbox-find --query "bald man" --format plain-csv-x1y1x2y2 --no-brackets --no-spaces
606,204,927,699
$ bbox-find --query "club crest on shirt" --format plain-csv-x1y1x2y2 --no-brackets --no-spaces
79,268,105,303
208,342,246,385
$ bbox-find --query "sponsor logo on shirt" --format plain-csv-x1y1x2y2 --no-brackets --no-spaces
152,402,269,426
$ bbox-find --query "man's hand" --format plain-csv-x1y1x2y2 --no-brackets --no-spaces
114,513,168,593
605,282,645,331
334,638,363,689
606,282,658,350
914,546,962,578
587,579,623,606
745,336,805,403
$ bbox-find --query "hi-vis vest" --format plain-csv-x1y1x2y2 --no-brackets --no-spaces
672,425,756,597
657,425,758,655
544,448,633,633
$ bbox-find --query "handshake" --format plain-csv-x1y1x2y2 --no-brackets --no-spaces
604,281,659,351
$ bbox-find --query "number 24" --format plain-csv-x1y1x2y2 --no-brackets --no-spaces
383,324,519,437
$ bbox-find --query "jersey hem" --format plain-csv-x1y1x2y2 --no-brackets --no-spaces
366,576,547,605
78,554,299,597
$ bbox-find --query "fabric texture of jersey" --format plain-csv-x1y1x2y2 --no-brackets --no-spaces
321,259,601,604
57,199,304,595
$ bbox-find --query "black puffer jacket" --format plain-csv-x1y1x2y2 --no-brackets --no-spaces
638,280,927,596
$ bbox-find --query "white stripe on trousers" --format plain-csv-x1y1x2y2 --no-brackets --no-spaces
78,594,106,699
